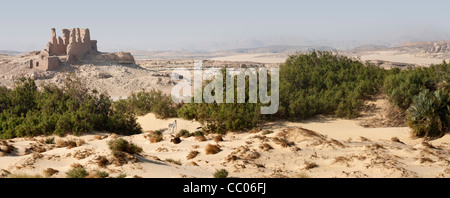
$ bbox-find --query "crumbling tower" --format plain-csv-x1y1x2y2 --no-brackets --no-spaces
30,28,134,71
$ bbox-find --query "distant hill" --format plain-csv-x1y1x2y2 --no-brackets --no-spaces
398,40,450,53
351,44,388,51
215,45,337,54
129,45,337,60
0,50,22,56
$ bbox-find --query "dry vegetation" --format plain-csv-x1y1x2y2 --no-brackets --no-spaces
170,137,181,144
146,131,163,143
95,156,109,168
214,135,224,143
165,158,182,166
205,144,221,155
195,135,207,142
303,161,319,170
43,168,59,177
259,143,273,151
186,150,200,160
0,140,15,156
272,137,295,148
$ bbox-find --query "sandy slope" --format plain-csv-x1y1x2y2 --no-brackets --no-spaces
353,50,445,66
1,113,449,178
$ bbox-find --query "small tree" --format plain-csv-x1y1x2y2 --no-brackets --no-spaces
407,89,449,139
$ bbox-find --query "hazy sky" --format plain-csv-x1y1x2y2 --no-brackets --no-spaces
1,0,450,51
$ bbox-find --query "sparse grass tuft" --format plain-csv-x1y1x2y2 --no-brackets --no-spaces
186,150,200,160
43,168,59,177
359,136,370,142
303,162,318,170
165,158,182,166
148,131,163,143
213,169,228,178
55,139,67,148
76,139,85,147
205,144,221,155
66,167,88,178
390,137,402,143
117,173,127,178
193,131,204,137
195,135,207,142
328,139,345,148
95,171,109,178
213,135,223,143
259,143,273,151
273,137,295,148
422,141,437,149
93,135,103,140
249,127,262,134
108,138,142,154
420,157,434,164
44,137,55,144
261,130,273,135
66,140,77,149
177,129,191,138
95,156,109,168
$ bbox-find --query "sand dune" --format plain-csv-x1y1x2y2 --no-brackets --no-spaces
1,113,449,178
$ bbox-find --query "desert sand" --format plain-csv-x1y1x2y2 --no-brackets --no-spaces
357,50,445,66
210,53,288,64
1,40,450,178
1,111,449,178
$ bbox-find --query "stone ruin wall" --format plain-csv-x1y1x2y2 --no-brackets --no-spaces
30,28,133,71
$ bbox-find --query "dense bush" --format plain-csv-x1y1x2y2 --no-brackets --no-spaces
177,52,448,139
278,51,385,119
178,52,385,133
119,89,181,119
177,68,264,134
383,63,449,110
0,75,142,139
407,89,449,139
382,62,449,139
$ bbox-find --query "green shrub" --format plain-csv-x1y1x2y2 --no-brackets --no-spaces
116,173,127,178
407,89,449,139
44,137,55,144
0,75,142,139
120,89,181,119
178,52,386,133
213,169,229,178
108,138,143,154
177,68,263,134
384,63,449,110
96,171,109,178
66,167,88,178
278,51,385,119
177,129,191,138
193,130,204,137
148,131,163,143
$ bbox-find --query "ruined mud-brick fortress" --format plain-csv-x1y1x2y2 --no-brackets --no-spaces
30,28,135,71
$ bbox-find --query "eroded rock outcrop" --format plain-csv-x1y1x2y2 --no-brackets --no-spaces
400,41,450,54
30,28,135,71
